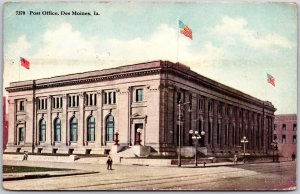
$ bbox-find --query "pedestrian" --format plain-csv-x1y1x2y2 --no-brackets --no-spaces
233,154,238,165
22,151,28,161
106,156,113,170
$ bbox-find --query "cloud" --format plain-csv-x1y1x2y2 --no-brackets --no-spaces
34,23,100,61
105,24,193,62
5,35,31,60
211,16,294,49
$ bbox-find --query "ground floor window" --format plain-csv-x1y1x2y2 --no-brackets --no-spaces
39,119,46,142
70,117,78,142
19,127,25,142
87,116,95,141
54,118,61,142
106,115,114,141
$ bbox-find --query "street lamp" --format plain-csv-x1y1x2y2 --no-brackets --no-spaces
189,129,204,166
114,131,119,145
178,101,190,167
240,136,248,164
136,128,142,145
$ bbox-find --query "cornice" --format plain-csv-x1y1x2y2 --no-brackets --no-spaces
6,68,161,93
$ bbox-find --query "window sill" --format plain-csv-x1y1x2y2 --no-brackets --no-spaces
37,110,48,114
68,107,80,112
85,106,98,111
103,104,117,109
16,111,26,116
131,102,147,107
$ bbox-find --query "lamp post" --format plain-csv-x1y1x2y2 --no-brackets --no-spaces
178,101,190,167
240,136,248,164
136,128,142,145
189,129,205,166
114,131,119,145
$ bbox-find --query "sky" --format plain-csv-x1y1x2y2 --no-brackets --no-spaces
3,2,298,114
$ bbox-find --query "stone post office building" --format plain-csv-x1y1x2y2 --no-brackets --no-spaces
5,61,276,155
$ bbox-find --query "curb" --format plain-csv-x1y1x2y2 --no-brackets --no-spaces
3,171,99,181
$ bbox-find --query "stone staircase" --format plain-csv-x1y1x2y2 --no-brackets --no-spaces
112,146,137,158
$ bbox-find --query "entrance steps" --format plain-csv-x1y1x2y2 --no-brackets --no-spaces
112,146,137,158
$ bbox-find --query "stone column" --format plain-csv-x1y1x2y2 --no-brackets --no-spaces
96,90,103,146
7,99,16,146
46,96,52,145
212,100,218,149
78,93,85,146
62,94,67,145
203,98,209,148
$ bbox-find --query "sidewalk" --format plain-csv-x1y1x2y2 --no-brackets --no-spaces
3,170,98,181
3,158,294,182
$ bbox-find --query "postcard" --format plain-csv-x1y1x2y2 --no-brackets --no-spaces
2,1,297,190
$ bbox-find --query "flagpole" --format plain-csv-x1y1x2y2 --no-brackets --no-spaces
19,58,20,81
177,16,179,63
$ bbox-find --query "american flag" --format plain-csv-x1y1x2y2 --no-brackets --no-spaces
267,73,275,87
178,20,192,40
20,57,30,69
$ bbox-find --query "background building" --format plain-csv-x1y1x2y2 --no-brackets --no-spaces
3,96,8,151
5,61,276,155
274,114,297,159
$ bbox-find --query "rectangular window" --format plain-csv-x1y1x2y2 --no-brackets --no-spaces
104,91,116,105
136,89,144,102
86,93,97,106
68,95,79,108
199,98,204,110
282,135,286,143
274,134,278,141
113,92,116,104
293,135,297,144
72,96,75,107
293,124,297,131
177,92,181,104
53,97,62,109
282,124,286,131
19,100,25,111
109,92,112,104
37,98,48,110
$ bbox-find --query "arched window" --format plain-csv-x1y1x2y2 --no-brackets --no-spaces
70,117,78,142
39,119,46,142
87,116,95,141
54,118,61,142
106,115,114,141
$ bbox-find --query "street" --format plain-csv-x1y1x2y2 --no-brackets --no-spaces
2,161,296,190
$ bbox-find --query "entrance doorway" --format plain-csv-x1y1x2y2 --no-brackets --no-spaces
134,123,143,145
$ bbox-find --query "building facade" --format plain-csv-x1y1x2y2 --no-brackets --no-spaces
5,61,276,155
274,114,297,158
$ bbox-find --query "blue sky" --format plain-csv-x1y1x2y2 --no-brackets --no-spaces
3,2,297,114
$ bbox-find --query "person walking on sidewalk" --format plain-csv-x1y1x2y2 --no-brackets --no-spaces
106,156,113,170
22,151,28,161
233,154,238,165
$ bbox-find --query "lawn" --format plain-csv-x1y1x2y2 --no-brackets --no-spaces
3,165,71,173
